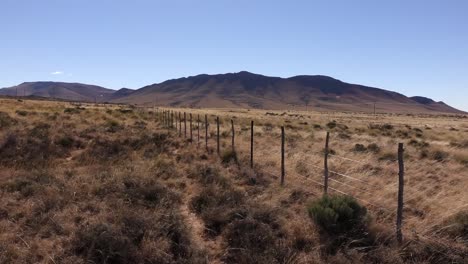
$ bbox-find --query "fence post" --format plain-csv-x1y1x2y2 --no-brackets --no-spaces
250,120,254,168
396,143,405,244
197,114,200,144
184,112,187,138
216,116,220,155
324,132,330,195
190,113,193,143
179,112,182,136
281,126,285,186
171,111,174,129
231,119,235,152
205,114,208,151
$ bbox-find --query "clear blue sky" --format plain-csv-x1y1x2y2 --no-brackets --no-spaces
1,0,467,110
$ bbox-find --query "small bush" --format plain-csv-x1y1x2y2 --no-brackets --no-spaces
15,110,28,116
0,112,17,128
367,143,380,153
221,149,238,164
379,152,396,162
106,120,123,133
308,195,368,235
56,136,74,148
338,133,351,140
72,223,136,263
64,107,83,114
369,123,393,130
326,121,337,129
431,150,449,162
353,144,367,152
443,210,468,240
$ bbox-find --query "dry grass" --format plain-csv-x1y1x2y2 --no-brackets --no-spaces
0,98,467,263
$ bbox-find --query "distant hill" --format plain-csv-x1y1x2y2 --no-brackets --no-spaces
0,82,115,102
113,71,464,114
1,73,463,114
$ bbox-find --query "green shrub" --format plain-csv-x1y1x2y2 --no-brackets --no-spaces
308,195,367,234
221,149,238,164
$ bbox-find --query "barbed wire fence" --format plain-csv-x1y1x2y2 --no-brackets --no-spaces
155,107,463,245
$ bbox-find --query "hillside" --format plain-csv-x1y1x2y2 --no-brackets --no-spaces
113,71,464,114
0,82,115,102
0,73,464,114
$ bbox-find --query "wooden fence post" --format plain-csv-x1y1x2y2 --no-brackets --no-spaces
396,143,405,244
231,119,235,152
281,126,285,186
250,120,254,168
197,114,200,144
324,132,330,195
179,112,182,136
216,116,220,155
184,112,187,138
190,113,193,143
205,114,208,151
171,111,174,129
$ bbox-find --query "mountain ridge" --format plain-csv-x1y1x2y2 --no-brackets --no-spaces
0,72,464,114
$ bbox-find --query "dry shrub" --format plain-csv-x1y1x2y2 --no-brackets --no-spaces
190,185,245,236
0,123,67,167
442,210,468,241
223,218,296,264
0,111,17,128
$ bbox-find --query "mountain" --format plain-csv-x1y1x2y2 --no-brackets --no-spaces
0,82,115,102
103,88,134,101
1,74,463,114
113,71,464,114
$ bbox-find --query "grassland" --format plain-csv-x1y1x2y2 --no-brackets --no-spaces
0,98,467,263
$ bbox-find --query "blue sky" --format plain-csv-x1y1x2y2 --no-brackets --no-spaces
1,0,467,110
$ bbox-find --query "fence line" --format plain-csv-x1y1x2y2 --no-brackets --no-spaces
154,108,444,244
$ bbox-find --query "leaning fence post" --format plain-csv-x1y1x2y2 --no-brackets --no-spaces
231,119,235,152
205,114,208,151
250,120,254,168
396,143,405,244
216,116,220,155
281,126,285,186
324,132,330,195
190,113,193,143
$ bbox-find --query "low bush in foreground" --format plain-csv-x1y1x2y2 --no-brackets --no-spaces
308,195,368,235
